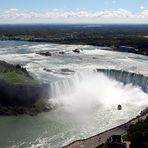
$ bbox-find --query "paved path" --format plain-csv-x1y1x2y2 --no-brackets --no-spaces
64,114,148,148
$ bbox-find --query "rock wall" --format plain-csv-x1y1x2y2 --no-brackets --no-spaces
0,81,50,106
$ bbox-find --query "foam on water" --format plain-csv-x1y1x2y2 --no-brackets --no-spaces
0,41,148,148
49,71,148,114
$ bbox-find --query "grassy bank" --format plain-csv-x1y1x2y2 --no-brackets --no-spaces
0,60,37,85
0,71,37,85
0,61,50,115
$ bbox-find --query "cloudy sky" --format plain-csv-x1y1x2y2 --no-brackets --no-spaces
0,0,148,24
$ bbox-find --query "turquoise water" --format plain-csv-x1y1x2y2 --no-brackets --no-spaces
0,41,148,148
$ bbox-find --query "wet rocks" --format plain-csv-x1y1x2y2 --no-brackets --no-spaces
43,68,52,72
43,68,74,75
37,51,52,56
60,68,74,73
73,49,81,53
59,51,65,54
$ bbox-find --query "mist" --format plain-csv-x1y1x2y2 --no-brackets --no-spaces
49,72,148,115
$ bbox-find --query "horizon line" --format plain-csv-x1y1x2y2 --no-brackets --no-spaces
1,23,148,25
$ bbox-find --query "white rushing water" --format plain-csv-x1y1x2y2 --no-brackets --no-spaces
0,41,148,148
49,71,148,113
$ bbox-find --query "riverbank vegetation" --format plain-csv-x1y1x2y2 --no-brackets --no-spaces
0,24,148,56
126,116,148,148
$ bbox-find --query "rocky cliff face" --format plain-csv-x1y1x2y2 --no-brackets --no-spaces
0,61,50,115
0,81,50,106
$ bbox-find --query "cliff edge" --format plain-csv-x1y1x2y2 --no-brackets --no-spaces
0,61,50,115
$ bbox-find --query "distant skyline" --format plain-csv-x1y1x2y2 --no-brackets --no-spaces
0,0,148,24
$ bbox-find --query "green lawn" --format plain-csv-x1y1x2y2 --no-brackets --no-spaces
0,71,37,85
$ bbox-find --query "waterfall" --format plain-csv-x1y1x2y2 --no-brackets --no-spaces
49,69,148,101
49,69,148,100
97,69,148,93
48,69,148,112
49,70,97,98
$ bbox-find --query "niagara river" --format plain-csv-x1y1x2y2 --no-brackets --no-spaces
0,40,148,148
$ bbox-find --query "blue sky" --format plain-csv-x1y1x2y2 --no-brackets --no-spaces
0,0,148,23
1,0,148,12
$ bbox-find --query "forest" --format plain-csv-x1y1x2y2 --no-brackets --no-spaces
0,24,148,55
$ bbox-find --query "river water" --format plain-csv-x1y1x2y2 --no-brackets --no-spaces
0,41,148,148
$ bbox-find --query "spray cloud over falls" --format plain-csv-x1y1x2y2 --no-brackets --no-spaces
49,71,148,114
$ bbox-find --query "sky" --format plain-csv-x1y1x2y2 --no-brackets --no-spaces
0,0,148,24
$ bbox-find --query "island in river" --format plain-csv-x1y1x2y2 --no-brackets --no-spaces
0,60,50,116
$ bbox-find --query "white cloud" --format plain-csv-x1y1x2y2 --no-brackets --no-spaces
0,8,148,23
141,10,148,17
10,8,18,11
139,6,145,10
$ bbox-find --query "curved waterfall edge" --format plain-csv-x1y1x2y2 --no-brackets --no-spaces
48,69,148,100
97,69,148,93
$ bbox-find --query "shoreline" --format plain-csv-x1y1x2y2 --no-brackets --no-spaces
0,39,148,56
63,112,148,148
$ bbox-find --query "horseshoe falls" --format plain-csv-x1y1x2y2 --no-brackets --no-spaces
0,41,148,148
